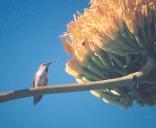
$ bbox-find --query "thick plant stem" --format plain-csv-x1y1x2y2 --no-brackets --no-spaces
0,57,155,104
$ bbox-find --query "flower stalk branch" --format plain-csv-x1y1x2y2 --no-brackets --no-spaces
0,57,155,104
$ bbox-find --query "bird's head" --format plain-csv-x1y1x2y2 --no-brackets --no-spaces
38,58,59,73
39,62,52,72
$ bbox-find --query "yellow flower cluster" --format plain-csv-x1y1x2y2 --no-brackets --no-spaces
60,0,156,108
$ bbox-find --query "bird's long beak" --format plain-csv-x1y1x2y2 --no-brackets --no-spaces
46,62,52,65
45,58,59,66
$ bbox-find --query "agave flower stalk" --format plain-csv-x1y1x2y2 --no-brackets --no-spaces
0,59,155,104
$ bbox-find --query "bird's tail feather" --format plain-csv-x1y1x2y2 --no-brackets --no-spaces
33,95,43,105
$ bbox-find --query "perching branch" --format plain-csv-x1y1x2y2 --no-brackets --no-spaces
0,57,155,104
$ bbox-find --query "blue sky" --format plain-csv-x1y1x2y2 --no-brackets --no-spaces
0,0,156,128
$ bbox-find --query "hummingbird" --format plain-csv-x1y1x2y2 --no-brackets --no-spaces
33,62,52,105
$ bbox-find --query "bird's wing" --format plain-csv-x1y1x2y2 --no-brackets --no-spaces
41,75,48,86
